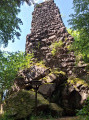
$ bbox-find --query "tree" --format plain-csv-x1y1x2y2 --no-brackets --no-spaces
16,0,35,7
68,0,89,62
68,29,89,63
0,51,33,109
0,0,37,47
0,0,22,47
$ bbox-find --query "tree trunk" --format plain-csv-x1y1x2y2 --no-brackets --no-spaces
0,91,4,114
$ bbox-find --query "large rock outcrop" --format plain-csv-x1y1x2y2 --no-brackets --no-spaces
5,0,89,118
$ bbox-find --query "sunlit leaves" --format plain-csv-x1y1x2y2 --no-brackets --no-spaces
0,51,33,90
68,0,89,63
68,29,89,63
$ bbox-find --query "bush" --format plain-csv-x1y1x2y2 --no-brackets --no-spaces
0,112,14,120
50,40,64,56
77,97,89,120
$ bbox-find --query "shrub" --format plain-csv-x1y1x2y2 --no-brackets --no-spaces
77,97,89,120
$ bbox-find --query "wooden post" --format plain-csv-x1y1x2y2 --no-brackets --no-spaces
31,80,42,116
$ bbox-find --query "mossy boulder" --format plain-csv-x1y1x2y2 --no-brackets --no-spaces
4,90,48,119
4,90,63,119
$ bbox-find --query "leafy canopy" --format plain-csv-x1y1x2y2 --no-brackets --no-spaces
0,0,37,47
68,0,89,62
68,0,89,32
0,0,23,47
68,29,89,63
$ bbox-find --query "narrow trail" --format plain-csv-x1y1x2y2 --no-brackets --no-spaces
38,117,79,120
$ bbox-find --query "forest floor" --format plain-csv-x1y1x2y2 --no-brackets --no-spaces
37,116,81,120
0,114,81,120
0,117,81,120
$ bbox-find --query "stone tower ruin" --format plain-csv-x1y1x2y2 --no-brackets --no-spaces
25,0,86,77
6,1,89,118
25,0,76,76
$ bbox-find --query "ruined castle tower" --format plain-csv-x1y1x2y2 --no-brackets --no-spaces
25,0,85,76
7,1,88,117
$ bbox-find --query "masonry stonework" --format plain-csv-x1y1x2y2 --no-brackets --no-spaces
26,0,76,76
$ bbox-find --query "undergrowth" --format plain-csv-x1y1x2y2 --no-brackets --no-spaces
76,97,89,120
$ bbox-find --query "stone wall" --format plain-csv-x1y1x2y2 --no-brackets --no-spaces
25,0,86,77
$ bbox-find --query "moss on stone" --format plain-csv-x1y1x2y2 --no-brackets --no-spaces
67,77,89,87
4,90,50,119
41,70,66,83
4,90,35,119
41,73,56,83
50,40,64,56
4,90,63,119
51,69,66,76
35,61,47,69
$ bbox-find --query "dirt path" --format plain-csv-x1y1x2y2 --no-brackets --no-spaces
38,117,80,120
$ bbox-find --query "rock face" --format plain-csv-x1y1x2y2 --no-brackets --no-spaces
60,77,89,115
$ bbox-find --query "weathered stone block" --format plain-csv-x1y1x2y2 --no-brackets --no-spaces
38,83,56,97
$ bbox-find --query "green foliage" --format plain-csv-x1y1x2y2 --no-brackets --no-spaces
68,0,89,63
0,112,14,120
0,0,23,47
0,51,33,93
0,0,34,47
68,0,89,32
77,97,89,120
30,113,55,120
68,29,89,63
50,40,64,56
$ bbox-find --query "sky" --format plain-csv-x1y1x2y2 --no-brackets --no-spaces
1,0,74,52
